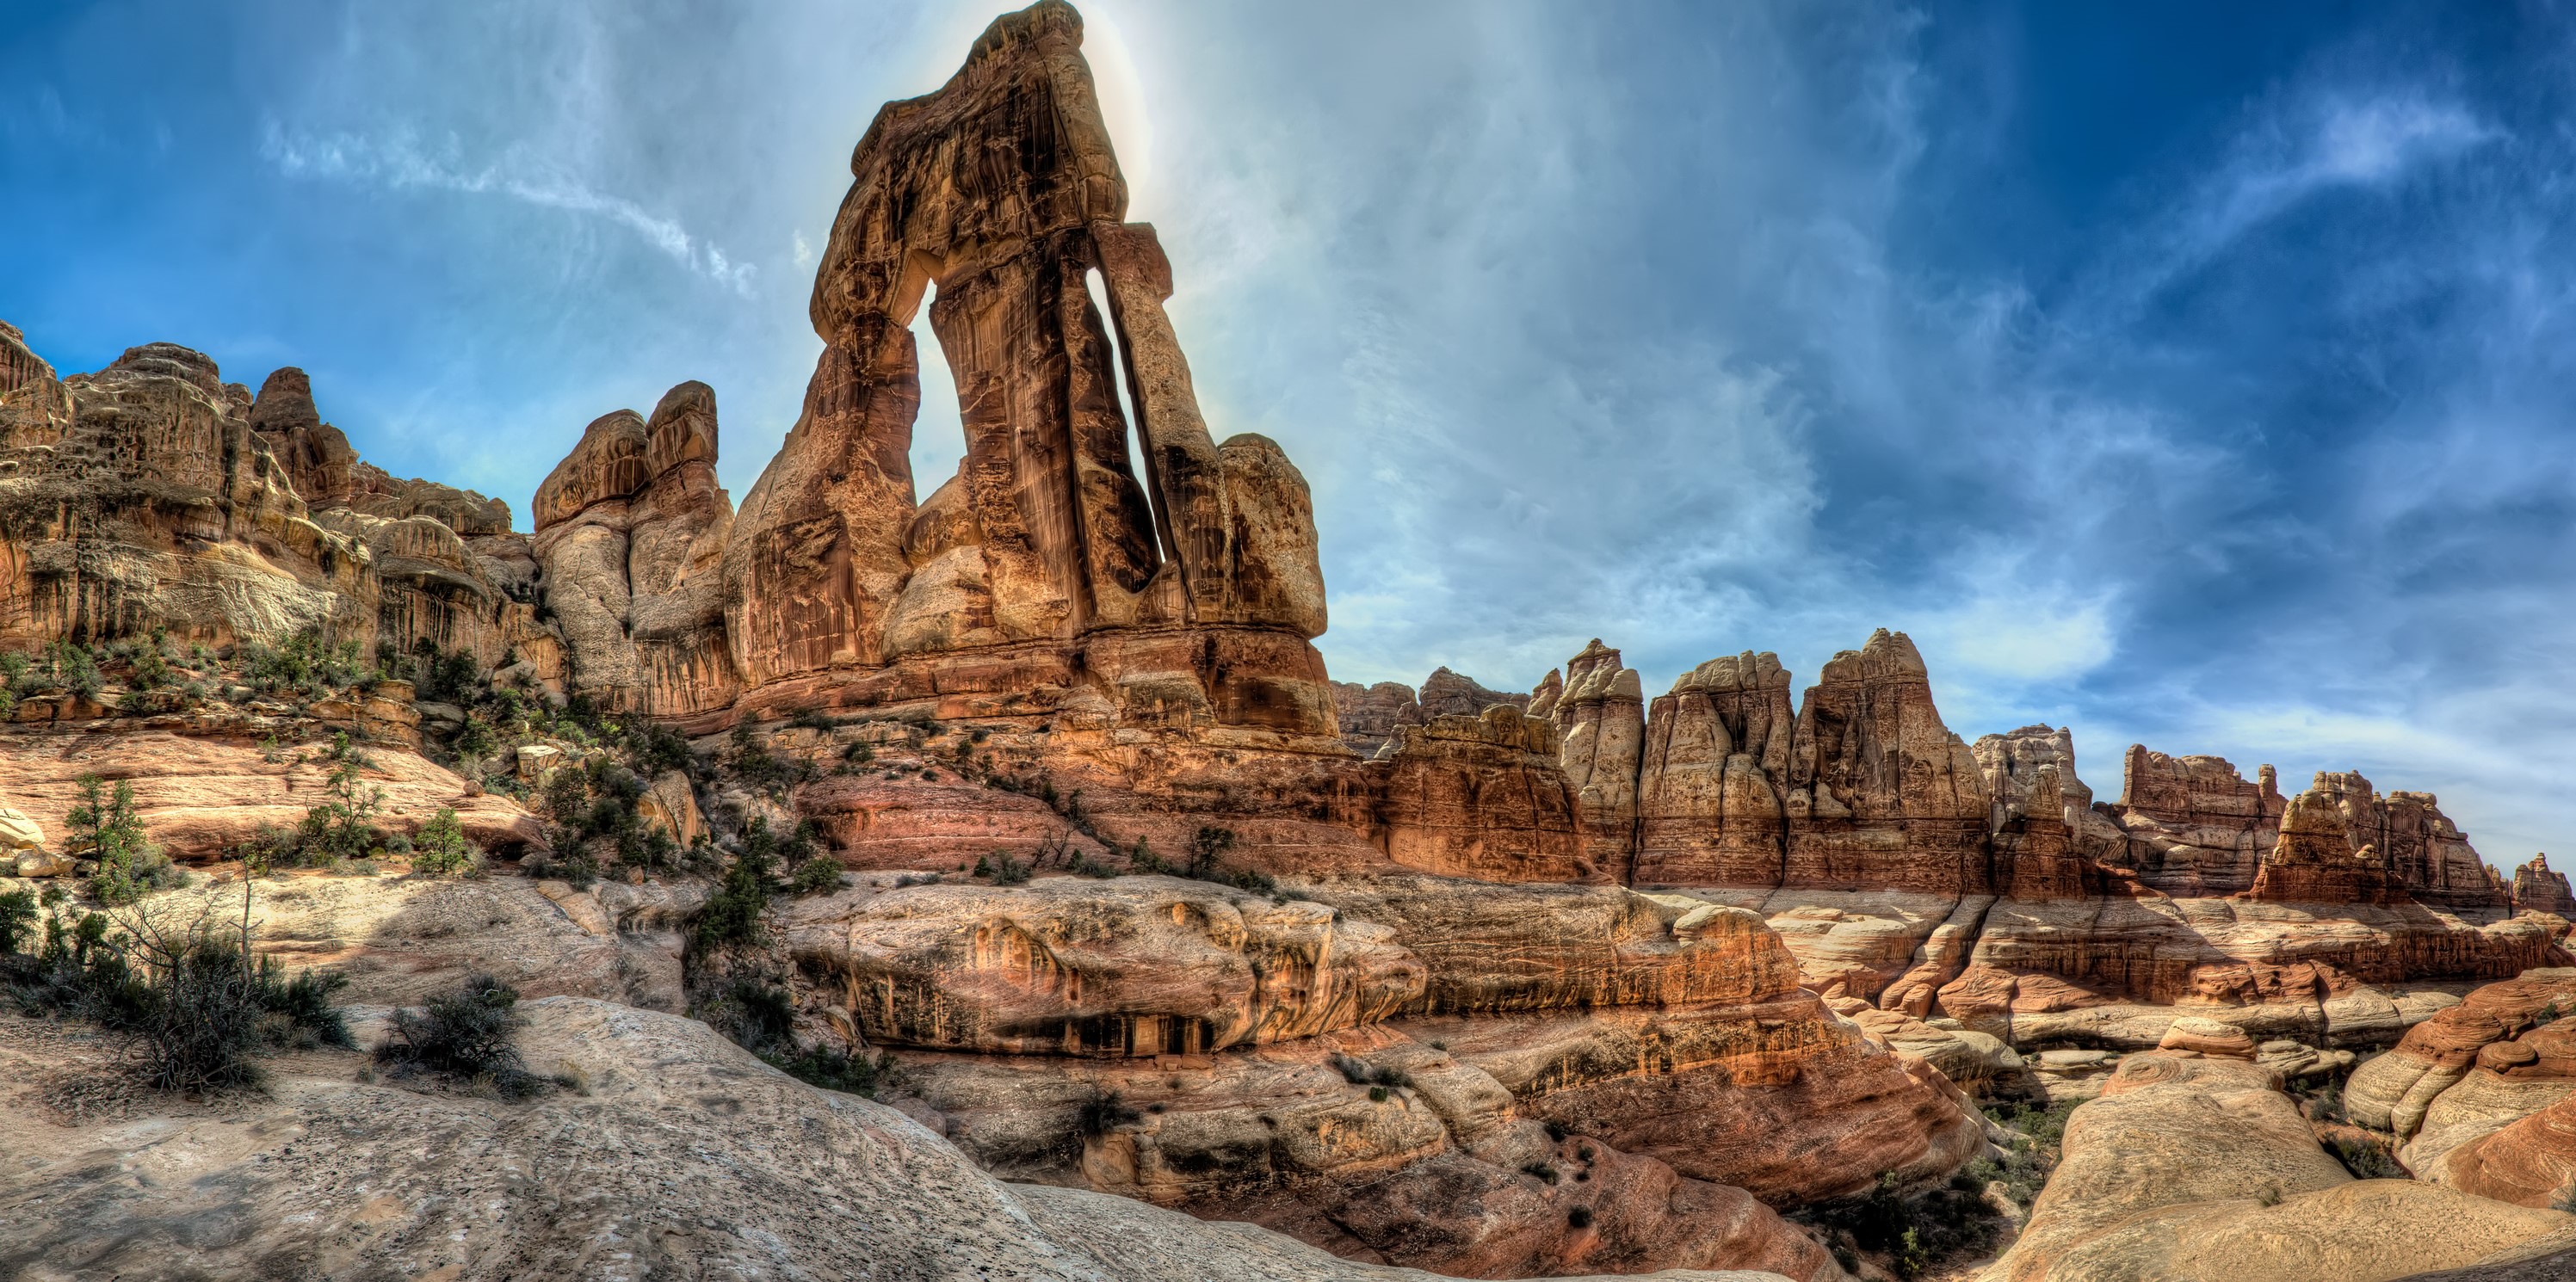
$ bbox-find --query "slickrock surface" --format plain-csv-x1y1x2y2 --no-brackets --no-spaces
0,725,540,859
0,997,1800,1282
2429,1088,2576,1210
46,872,706,1010
1986,1053,2573,1282
2344,969,2576,1138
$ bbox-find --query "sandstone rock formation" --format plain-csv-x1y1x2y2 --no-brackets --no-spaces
2516,854,2576,916
1331,680,1425,754
1372,705,1590,881
0,328,549,675
776,875,1426,1055
1418,666,1530,719
532,384,738,716
702,0,1331,741
756,866,1975,1270
2344,970,2576,1140
1635,651,1795,887
1988,1052,2573,1281
1547,641,1646,880
1330,667,1527,755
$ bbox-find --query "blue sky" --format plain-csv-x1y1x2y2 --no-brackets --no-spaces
6,1,2576,869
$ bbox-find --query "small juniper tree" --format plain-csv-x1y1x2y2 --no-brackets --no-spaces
71,774,176,905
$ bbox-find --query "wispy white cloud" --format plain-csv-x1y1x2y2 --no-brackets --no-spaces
260,120,755,294
2129,92,2496,301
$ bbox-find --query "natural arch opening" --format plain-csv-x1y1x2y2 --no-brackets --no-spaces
906,296,967,504
1084,264,1163,562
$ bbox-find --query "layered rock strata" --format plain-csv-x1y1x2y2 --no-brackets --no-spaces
758,869,1974,1273
0,327,549,672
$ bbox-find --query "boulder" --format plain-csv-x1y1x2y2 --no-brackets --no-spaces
1988,1052,2573,1281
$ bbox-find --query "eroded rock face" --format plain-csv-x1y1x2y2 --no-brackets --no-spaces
2098,746,2285,897
899,1039,1844,1280
1372,706,1590,882
533,384,738,716
1547,640,1645,881
2516,854,2576,916
1782,631,1992,894
1635,651,1795,888
2344,969,2576,1140
0,333,547,676
774,875,1427,1056
1330,679,1424,754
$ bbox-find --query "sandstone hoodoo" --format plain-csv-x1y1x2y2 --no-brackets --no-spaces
10,2,2576,1279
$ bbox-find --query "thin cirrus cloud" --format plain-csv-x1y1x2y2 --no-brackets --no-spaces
4,1,2575,866
257,121,757,294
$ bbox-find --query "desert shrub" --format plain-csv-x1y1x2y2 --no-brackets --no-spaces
2326,1133,2405,1179
0,890,34,954
2552,1181,2576,1214
768,1043,905,1097
238,627,363,699
1795,1170,1992,1280
701,977,902,1097
377,973,550,1096
282,733,387,869
410,642,482,705
411,807,481,877
534,757,677,877
695,819,788,949
725,726,812,800
791,855,846,896
1368,1085,1389,1102
125,642,170,691
71,774,181,905
991,853,1030,885
6,894,349,1089
1333,1053,1373,1084
788,708,836,732
1566,1206,1594,1229
1521,1162,1560,1186
53,641,102,699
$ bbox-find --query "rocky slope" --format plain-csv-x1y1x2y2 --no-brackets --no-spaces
0,996,1807,1282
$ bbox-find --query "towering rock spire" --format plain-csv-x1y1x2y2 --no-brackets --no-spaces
721,0,1324,694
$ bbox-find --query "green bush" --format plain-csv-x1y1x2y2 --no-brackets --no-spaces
4,894,349,1090
410,807,480,877
0,890,34,954
71,774,181,905
791,855,846,896
695,820,785,949
293,733,386,866
376,973,550,1096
